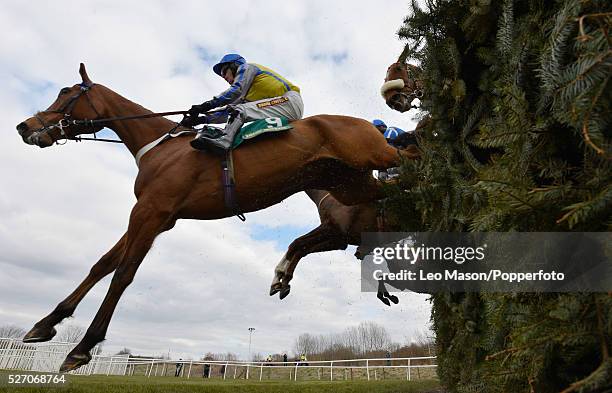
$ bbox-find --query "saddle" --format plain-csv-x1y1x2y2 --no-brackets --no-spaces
207,117,293,221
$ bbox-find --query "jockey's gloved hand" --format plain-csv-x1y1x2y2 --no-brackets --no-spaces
179,115,196,128
180,114,212,128
188,100,215,117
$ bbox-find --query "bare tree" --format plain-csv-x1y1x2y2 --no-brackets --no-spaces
411,330,436,356
293,321,394,360
115,348,132,356
199,351,239,361
293,333,317,357
0,325,26,339
362,321,391,353
55,324,86,343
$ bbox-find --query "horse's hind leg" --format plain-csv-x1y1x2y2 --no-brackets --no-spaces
328,170,384,206
23,233,127,343
271,224,347,300
377,281,399,307
59,200,174,372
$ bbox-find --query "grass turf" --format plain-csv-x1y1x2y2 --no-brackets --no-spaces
0,372,440,393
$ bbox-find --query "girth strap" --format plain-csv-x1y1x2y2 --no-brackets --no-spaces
221,151,246,222
134,129,195,167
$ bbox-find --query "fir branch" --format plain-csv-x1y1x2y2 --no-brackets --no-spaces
476,130,528,142
558,359,612,393
556,185,612,227
577,12,612,43
477,179,536,209
555,49,611,99
496,0,514,57
485,333,571,361
581,74,610,156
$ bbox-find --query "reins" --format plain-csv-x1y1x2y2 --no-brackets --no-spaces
29,83,199,145
71,110,190,127
67,111,189,144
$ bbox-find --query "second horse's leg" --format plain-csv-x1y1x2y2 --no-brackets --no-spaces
271,224,346,299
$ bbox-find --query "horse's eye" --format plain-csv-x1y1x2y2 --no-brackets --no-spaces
59,87,71,95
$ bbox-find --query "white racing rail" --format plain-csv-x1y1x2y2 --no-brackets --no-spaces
0,338,127,376
0,338,436,381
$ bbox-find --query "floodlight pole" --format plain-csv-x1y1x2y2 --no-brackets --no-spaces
248,327,255,361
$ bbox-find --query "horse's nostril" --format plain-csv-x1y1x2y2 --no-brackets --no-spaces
16,122,28,135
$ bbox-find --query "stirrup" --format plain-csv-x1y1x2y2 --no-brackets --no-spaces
191,134,231,153
190,128,225,151
199,126,225,140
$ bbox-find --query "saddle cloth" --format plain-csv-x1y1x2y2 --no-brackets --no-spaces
201,117,293,149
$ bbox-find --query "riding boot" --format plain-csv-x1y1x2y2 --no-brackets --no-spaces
190,109,245,152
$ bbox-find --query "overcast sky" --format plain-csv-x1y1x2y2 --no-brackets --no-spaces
0,0,431,360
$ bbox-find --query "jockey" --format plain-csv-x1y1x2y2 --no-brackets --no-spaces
183,53,304,152
383,126,406,141
372,119,407,145
372,119,412,181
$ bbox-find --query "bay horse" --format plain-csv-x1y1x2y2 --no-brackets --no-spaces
15,63,419,372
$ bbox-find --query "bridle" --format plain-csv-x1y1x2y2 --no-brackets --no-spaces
397,63,424,102
25,83,106,146
22,83,190,147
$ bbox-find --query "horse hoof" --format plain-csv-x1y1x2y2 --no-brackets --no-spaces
376,293,391,307
23,326,57,343
279,286,291,300
388,295,399,304
59,352,92,373
270,283,282,296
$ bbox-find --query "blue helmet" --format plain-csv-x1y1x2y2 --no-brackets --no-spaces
213,53,246,76
372,119,386,127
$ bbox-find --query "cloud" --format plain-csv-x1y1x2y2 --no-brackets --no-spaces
0,0,430,360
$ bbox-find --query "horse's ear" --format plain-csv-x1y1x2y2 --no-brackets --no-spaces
79,63,93,86
397,46,410,64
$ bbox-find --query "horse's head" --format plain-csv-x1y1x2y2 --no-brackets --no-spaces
380,53,424,113
16,63,104,148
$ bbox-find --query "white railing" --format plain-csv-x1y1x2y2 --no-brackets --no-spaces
0,338,128,376
0,337,436,381
114,355,436,381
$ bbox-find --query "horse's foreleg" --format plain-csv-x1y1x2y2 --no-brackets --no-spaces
23,233,127,343
368,139,420,167
271,224,347,300
59,201,174,373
